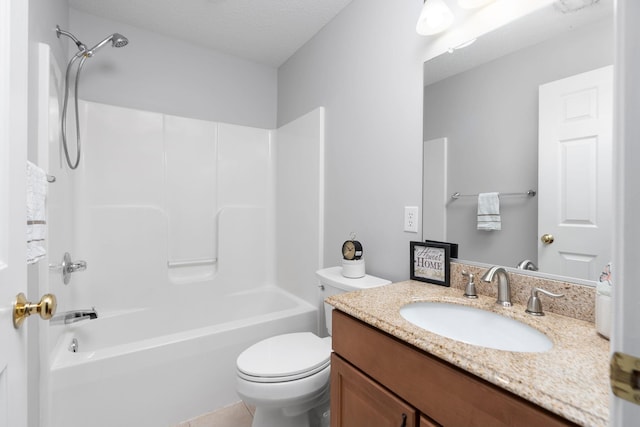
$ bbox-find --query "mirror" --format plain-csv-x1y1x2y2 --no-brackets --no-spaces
422,1,614,284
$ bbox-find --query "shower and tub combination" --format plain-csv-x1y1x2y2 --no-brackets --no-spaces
45,27,325,427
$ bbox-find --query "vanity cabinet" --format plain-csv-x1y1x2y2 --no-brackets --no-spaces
331,354,418,427
330,310,578,427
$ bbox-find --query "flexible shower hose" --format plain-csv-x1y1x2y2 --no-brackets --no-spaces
61,51,88,170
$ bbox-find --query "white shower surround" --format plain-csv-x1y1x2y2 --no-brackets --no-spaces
44,99,325,426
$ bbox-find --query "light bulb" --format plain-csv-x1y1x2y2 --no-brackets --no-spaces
416,0,455,35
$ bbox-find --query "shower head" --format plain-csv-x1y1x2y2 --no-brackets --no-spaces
86,33,129,56
55,25,129,56
112,34,129,48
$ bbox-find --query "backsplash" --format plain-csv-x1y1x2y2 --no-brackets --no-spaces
450,261,596,323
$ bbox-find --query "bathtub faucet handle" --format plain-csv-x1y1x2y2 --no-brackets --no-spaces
69,260,87,272
56,252,88,285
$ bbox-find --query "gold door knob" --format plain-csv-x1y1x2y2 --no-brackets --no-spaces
13,293,57,329
540,234,555,245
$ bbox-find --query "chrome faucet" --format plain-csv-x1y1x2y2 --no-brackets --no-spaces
50,308,98,325
481,266,512,307
516,259,538,271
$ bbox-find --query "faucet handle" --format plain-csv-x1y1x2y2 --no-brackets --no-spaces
60,253,87,285
516,259,538,271
525,287,564,316
461,270,478,299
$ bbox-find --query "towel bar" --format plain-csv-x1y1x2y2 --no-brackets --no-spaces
451,190,536,200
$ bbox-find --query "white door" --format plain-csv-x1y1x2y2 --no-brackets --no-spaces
0,1,30,426
538,66,613,281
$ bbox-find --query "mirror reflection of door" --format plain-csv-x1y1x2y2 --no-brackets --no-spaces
538,65,613,280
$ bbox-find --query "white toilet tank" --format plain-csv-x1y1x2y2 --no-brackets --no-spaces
316,267,391,336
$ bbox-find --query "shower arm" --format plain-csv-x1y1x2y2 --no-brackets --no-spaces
55,25,87,52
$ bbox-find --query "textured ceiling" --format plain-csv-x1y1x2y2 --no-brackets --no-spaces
68,0,354,67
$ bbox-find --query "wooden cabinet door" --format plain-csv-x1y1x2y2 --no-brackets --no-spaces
419,414,441,427
331,354,417,427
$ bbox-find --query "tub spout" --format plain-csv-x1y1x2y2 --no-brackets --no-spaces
50,308,98,325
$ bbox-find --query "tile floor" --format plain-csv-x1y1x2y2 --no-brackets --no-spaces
175,402,254,427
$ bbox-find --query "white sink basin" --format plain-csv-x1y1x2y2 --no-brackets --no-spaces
400,301,552,353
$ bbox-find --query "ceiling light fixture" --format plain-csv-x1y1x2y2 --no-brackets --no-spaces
416,0,455,36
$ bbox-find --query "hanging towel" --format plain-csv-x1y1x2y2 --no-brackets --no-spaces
477,192,501,231
26,161,47,264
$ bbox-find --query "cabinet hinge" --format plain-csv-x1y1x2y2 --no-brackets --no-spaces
610,351,640,405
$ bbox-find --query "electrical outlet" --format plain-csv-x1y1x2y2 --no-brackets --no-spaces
404,206,419,233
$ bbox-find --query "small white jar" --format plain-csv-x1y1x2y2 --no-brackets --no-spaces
595,291,611,339
595,262,612,339
342,258,365,278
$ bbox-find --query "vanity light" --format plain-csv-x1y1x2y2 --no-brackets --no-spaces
458,0,496,9
416,0,455,35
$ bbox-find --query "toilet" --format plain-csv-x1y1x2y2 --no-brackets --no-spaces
236,266,390,427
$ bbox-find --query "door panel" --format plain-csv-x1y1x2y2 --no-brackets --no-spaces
538,65,613,280
0,1,30,426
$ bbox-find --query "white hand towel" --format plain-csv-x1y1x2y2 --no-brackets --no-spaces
477,192,501,231
26,161,47,264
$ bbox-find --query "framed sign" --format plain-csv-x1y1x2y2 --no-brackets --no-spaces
424,239,458,258
410,241,451,286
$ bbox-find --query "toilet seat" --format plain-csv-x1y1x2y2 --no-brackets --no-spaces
237,332,331,383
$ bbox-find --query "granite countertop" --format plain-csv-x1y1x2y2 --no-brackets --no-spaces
327,280,610,427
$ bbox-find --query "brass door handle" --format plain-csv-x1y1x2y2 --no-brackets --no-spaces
13,293,57,329
541,234,555,245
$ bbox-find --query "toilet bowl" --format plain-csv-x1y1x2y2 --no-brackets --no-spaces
236,267,390,427
237,332,331,427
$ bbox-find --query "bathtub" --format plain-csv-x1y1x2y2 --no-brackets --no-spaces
48,285,318,427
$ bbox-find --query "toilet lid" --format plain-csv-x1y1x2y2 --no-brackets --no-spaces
237,332,331,382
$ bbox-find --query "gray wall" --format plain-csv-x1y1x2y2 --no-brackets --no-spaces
30,0,455,288
278,0,425,282
67,9,278,129
423,18,613,266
